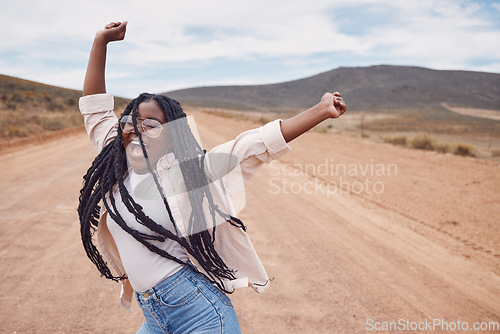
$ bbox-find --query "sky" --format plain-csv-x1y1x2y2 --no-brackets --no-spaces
1,0,499,98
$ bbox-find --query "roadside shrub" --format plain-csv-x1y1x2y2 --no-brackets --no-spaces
65,97,77,107
379,132,478,158
382,135,407,146
410,133,434,151
6,124,29,137
432,142,450,153
39,117,65,131
47,99,64,111
453,143,475,157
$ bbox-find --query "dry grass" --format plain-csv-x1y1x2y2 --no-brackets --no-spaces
453,143,476,157
381,134,408,146
432,141,451,153
379,132,479,158
0,74,130,143
491,149,500,157
410,133,435,150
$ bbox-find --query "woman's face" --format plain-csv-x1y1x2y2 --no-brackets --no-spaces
122,100,171,174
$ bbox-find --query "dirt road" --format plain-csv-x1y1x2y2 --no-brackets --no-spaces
1,111,499,333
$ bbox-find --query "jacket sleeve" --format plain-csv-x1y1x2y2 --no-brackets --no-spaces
79,93,118,153
207,119,291,183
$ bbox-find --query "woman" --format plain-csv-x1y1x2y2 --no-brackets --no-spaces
78,21,346,333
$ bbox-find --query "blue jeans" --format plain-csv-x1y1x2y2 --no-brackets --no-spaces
135,266,241,333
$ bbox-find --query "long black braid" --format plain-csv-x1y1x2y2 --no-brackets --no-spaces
78,93,245,291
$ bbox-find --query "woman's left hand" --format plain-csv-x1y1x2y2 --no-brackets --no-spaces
321,92,347,118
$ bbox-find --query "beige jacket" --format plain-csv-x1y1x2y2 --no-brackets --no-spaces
79,93,290,310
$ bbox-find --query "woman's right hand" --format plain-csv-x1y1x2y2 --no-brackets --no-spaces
83,21,127,96
96,21,128,43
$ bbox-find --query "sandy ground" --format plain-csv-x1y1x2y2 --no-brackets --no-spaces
1,111,499,334
441,103,500,121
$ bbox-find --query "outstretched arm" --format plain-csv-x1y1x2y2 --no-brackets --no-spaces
83,21,127,96
280,92,347,142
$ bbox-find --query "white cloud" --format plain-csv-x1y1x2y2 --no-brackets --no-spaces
0,0,499,97
342,0,500,70
114,0,369,66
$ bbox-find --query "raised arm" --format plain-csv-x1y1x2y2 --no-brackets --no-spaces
280,92,347,142
83,21,128,96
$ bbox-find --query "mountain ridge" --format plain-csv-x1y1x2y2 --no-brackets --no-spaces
164,65,500,113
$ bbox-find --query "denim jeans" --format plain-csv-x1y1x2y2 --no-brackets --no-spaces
135,266,241,333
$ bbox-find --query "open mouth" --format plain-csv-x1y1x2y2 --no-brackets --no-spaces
128,138,149,157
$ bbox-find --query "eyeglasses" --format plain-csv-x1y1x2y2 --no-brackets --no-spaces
119,116,163,138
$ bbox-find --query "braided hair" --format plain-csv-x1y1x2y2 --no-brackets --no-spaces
78,93,245,292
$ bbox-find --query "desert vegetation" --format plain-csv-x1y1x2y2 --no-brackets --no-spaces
491,149,500,157
381,132,476,157
0,74,129,142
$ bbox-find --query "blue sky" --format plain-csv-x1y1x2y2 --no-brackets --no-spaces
1,0,499,98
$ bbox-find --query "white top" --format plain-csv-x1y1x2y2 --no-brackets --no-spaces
106,169,188,292
79,93,292,309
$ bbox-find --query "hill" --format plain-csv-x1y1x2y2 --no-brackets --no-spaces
164,65,500,112
164,65,500,137
0,74,129,142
